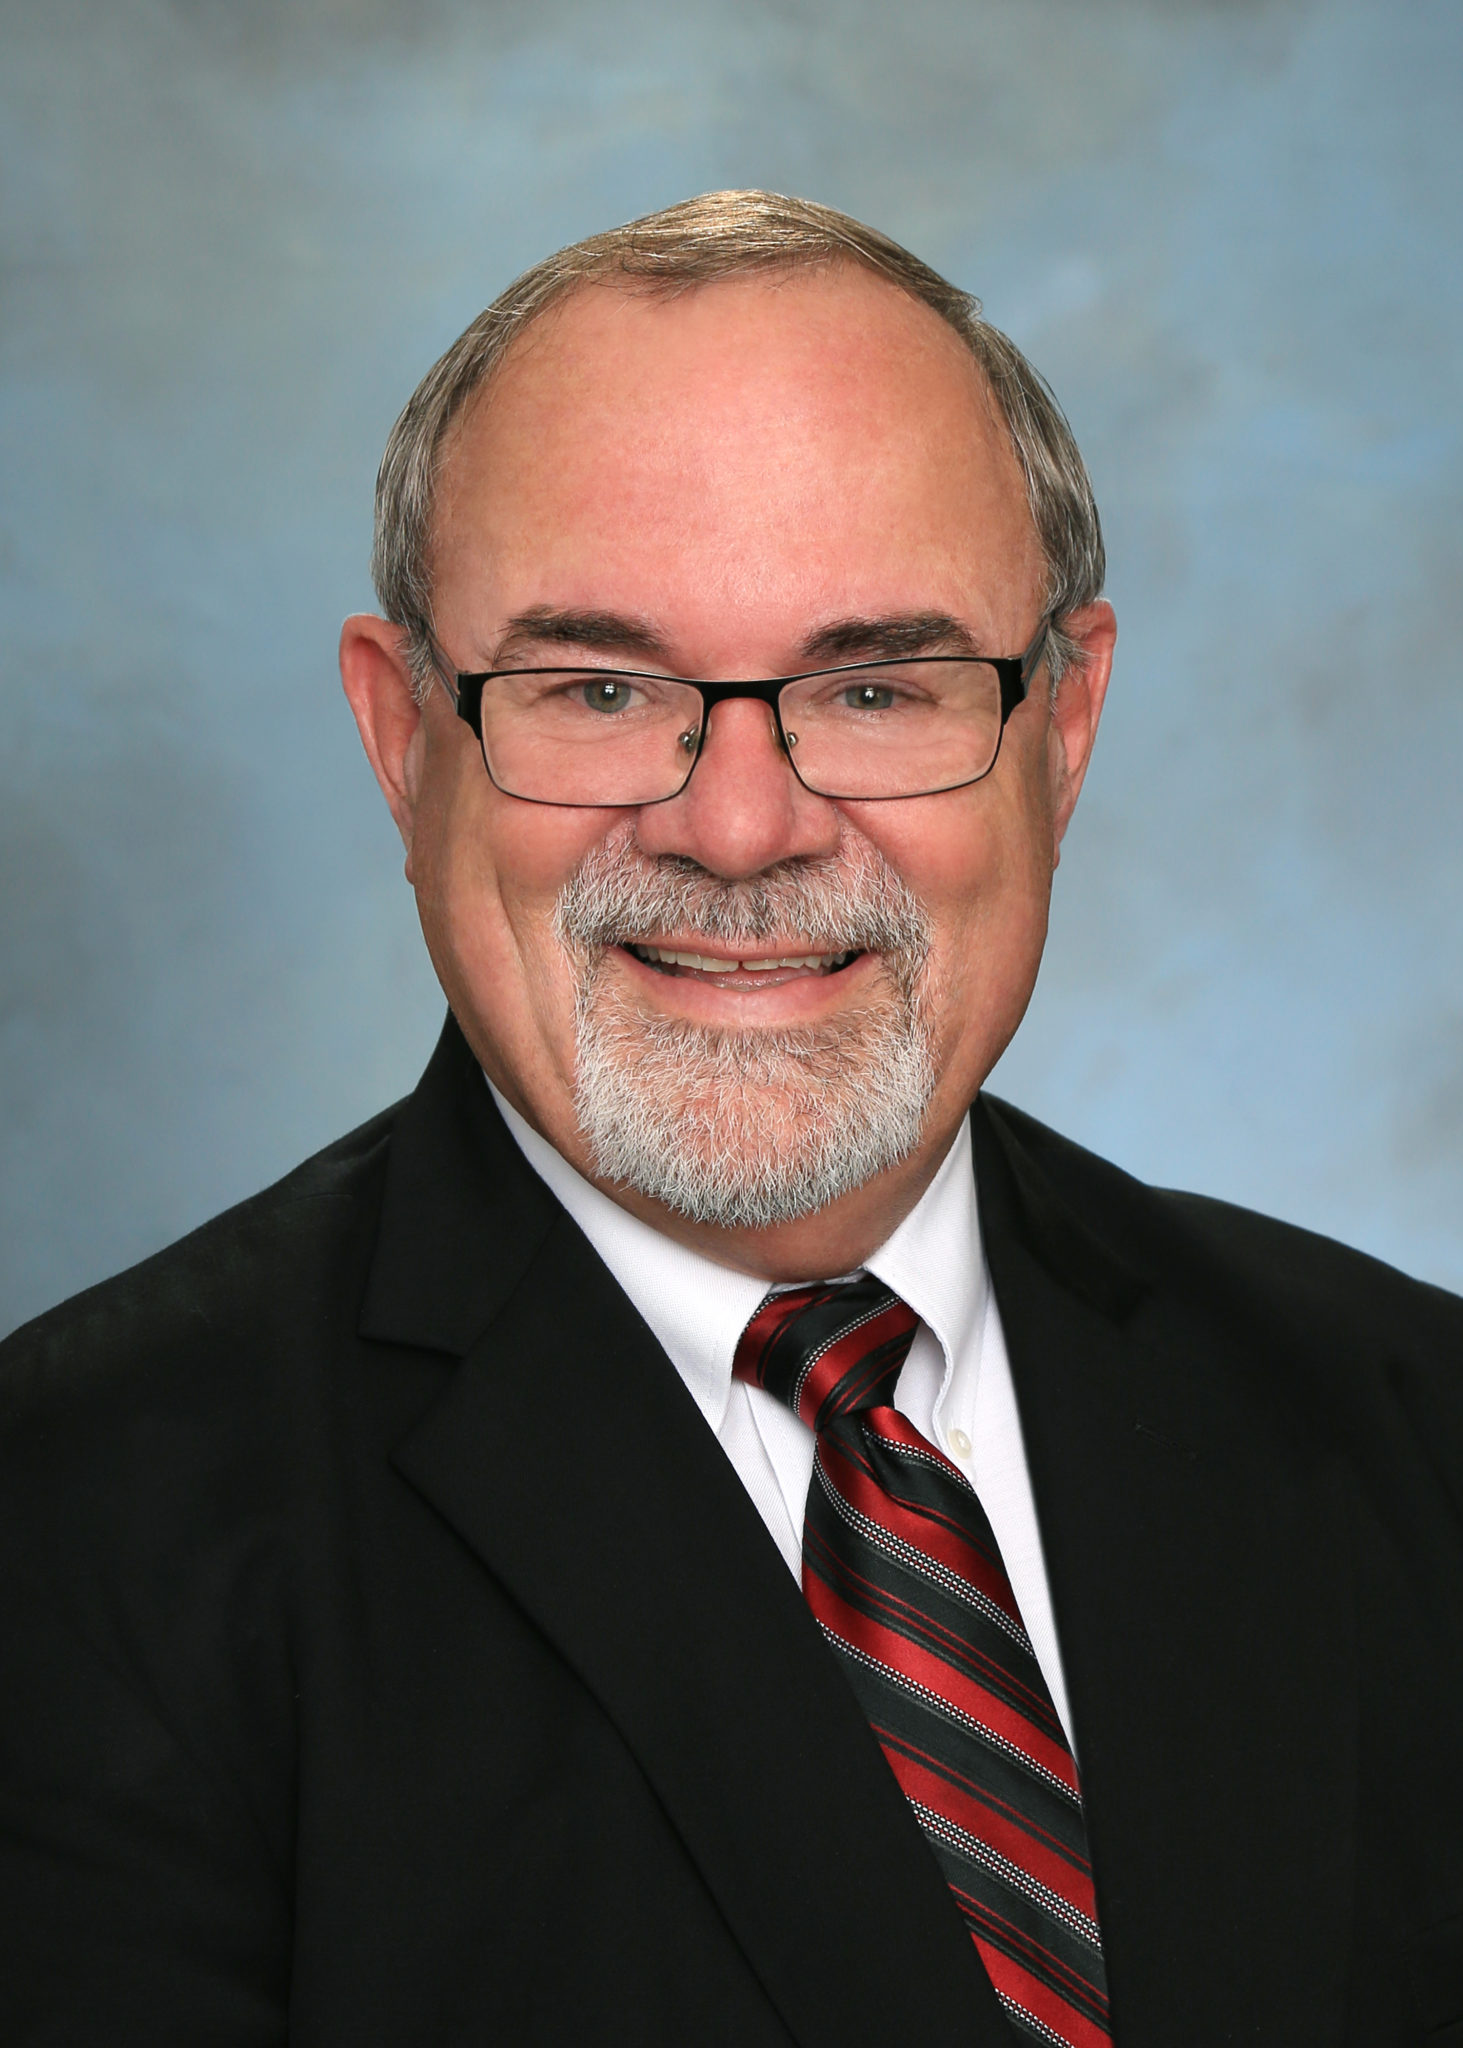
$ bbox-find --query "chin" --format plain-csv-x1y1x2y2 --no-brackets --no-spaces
572,984,936,1231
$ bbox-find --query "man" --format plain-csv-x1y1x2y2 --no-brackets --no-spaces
2,191,1461,2046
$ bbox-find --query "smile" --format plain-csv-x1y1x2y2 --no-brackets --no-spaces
626,943,860,977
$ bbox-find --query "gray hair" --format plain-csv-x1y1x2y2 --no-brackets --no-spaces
370,189,1104,700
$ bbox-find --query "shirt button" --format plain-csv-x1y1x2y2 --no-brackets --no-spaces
949,1427,972,1458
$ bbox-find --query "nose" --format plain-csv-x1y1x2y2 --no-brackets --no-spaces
633,694,842,879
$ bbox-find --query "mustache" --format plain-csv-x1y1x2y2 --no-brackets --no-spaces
554,824,933,967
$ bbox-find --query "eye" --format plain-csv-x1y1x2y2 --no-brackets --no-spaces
840,682,898,711
580,676,638,714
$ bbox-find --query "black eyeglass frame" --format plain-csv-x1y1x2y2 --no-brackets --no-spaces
428,620,1051,808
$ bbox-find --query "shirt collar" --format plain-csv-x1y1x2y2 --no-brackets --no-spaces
486,1079,985,1428
863,1113,986,1403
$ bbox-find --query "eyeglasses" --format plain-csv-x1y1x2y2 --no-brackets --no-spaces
430,623,1050,808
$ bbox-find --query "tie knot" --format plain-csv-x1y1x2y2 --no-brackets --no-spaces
733,1276,918,1431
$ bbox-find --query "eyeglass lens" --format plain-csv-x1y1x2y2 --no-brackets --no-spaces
475,660,1008,804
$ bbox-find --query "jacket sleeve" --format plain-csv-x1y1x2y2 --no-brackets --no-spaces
0,1545,292,2047
0,1264,300,2048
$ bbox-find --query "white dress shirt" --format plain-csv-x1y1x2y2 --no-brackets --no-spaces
488,1083,1076,1747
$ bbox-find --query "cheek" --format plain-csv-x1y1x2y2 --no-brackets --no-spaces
411,762,615,1043
848,783,1056,1034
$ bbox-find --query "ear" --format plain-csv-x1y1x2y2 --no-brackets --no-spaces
339,614,427,859
1046,600,1116,862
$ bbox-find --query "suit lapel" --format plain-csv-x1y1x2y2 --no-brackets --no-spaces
367,1020,999,2048
974,1100,1357,2048
357,1017,560,1357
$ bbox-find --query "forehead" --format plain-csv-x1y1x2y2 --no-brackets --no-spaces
429,266,1045,648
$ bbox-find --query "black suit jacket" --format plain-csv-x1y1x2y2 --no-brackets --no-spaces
4,1016,1463,2045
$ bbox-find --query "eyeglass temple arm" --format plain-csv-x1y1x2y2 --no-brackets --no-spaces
1008,619,1052,712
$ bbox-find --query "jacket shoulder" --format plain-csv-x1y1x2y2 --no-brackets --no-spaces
979,1094,1463,1509
980,1092,1463,1339
0,1098,404,1448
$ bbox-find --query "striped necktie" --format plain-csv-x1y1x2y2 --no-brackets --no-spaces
734,1275,1111,2048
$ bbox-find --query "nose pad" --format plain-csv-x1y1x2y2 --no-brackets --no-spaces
690,696,790,774
634,689,838,876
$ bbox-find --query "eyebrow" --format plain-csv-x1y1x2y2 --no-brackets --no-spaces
797,612,984,664
485,605,984,673
490,607,673,668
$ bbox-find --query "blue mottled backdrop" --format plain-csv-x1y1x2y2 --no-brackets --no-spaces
3,0,1460,1333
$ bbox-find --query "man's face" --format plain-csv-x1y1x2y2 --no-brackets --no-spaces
343,266,1112,1273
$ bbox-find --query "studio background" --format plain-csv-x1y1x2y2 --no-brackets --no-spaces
3,0,1459,1337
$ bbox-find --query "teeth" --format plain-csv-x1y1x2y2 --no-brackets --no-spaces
631,945,854,973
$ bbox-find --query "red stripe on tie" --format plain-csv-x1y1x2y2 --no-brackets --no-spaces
977,1943,1112,2048
818,1421,1032,1639
794,1301,920,1428
880,1741,1099,1920
803,1547,1082,1797
951,1886,1110,2011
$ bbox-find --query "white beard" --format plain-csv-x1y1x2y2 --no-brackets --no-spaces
555,827,936,1230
